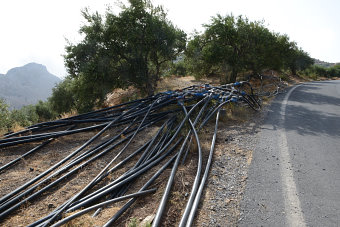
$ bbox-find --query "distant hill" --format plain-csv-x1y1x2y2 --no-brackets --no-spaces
0,63,61,109
313,59,338,68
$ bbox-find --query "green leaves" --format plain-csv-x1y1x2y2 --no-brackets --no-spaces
303,64,340,78
60,2,314,114
186,14,313,82
0,98,11,131
62,0,186,113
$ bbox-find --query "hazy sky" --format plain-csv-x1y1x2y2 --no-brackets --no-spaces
1,0,339,78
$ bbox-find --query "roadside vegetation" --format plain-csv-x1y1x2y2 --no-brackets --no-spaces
0,99,56,135
1,0,339,134
301,64,340,79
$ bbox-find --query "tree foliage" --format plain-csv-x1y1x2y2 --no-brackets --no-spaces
63,0,186,112
49,5,316,115
0,98,12,131
285,46,315,75
35,100,56,121
185,14,314,82
1,4,323,132
49,77,77,113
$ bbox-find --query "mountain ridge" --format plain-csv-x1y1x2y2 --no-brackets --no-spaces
0,63,61,109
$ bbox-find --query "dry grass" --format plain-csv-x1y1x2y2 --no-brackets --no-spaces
11,123,25,133
156,76,199,93
104,86,141,108
103,75,219,108
64,206,122,227
0,123,25,137
60,110,78,119
217,104,252,124
0,129,7,137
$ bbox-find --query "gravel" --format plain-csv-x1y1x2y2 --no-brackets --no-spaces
195,106,269,226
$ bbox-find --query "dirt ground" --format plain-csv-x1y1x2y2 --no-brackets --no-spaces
0,74,322,227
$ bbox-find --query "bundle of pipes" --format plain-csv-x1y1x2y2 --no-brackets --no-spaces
0,81,262,226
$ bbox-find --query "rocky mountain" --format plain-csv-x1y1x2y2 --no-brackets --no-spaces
0,63,61,109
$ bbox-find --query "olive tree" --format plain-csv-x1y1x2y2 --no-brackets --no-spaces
63,0,186,112
185,14,313,82
186,15,280,82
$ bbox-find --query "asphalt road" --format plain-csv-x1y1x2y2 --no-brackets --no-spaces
239,80,340,227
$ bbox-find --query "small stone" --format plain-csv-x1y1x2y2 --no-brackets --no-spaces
29,168,34,172
48,203,55,209
225,136,234,142
140,214,155,226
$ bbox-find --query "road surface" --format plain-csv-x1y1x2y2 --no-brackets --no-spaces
240,80,340,227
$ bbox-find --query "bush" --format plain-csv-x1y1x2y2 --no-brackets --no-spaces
168,57,187,76
302,64,340,79
49,77,76,114
35,100,57,121
10,105,39,127
0,98,57,134
0,98,12,132
329,65,340,77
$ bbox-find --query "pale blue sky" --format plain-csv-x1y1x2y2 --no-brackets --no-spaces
0,0,339,78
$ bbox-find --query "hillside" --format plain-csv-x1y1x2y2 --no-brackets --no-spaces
0,63,61,109
313,58,339,68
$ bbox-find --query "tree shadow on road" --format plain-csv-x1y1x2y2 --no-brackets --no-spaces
263,83,340,137
284,104,340,137
288,83,340,106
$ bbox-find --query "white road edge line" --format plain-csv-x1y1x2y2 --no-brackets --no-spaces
279,84,306,227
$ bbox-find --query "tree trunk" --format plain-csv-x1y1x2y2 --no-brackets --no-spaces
228,68,238,83
290,66,297,75
146,80,154,96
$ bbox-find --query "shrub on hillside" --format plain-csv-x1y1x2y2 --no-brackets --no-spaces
302,65,340,78
10,105,39,127
0,98,57,134
35,100,57,121
0,98,12,132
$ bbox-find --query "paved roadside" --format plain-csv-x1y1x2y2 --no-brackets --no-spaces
240,81,340,226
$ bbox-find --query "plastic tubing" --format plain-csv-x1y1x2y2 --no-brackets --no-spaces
186,109,221,226
178,103,203,227
50,189,157,227
102,154,178,226
152,96,210,227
